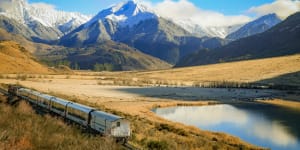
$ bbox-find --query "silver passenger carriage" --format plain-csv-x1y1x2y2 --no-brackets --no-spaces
90,110,130,138
66,102,94,126
49,97,70,117
8,85,131,140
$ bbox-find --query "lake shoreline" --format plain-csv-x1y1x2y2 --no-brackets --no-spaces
256,99,300,111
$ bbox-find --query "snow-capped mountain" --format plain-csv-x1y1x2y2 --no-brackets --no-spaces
86,0,157,28
60,0,227,64
226,13,282,40
0,0,91,38
171,19,243,38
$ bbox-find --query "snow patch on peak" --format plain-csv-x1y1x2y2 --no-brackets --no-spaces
86,0,158,27
171,19,243,38
0,0,91,34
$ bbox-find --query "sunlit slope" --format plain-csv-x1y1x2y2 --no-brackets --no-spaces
131,54,300,85
0,41,51,74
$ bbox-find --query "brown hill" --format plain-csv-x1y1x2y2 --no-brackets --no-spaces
118,54,300,86
0,41,52,74
0,28,58,54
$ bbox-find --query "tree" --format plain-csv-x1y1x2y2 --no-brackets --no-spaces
94,63,104,71
73,62,80,70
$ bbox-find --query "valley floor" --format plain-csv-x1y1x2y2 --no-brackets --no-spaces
0,54,299,149
1,75,299,149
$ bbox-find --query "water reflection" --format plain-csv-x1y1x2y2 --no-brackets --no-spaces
153,104,300,149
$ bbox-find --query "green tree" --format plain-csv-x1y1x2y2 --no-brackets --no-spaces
94,63,104,71
104,63,114,71
73,62,80,70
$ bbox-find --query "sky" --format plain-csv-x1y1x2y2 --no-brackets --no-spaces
28,0,276,15
27,0,300,26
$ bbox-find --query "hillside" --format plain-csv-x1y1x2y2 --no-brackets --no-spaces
0,94,120,150
42,41,171,71
0,41,51,74
177,12,300,67
0,28,58,54
112,54,300,86
226,13,281,40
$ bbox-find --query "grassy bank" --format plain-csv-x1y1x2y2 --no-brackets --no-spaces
257,99,300,111
0,95,120,150
46,92,262,150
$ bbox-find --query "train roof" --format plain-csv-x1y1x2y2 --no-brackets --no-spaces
50,97,71,105
67,102,94,113
38,94,54,100
91,110,122,122
19,88,42,96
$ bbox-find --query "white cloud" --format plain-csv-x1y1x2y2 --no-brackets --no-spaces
141,0,252,27
30,2,56,10
248,0,300,19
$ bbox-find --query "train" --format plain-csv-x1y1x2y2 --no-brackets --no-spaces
8,85,131,142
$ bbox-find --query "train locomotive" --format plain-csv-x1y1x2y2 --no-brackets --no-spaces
8,85,130,142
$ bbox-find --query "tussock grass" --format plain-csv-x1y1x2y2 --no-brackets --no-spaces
0,97,121,150
29,91,263,150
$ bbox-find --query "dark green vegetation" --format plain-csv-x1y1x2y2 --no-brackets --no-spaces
0,95,121,150
177,12,300,67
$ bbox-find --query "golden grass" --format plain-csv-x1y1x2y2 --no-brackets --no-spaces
257,99,300,111
0,96,121,150
1,54,299,149
44,92,262,150
0,41,52,74
87,54,300,87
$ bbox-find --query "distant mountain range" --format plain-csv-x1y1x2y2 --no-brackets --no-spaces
1,0,298,71
0,0,90,42
176,12,300,67
59,0,229,64
226,13,282,40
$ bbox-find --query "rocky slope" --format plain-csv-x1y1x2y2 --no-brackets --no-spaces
226,14,282,40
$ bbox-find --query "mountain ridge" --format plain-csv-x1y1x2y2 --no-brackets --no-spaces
176,12,300,67
226,13,282,40
0,0,91,41
59,1,227,64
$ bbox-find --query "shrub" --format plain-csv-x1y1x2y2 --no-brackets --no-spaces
147,140,168,150
156,123,188,136
16,74,27,81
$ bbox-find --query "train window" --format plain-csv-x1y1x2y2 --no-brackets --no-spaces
51,102,65,112
41,98,49,106
67,107,87,121
117,122,120,127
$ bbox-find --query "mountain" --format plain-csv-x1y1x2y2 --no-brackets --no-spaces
41,40,171,71
0,0,90,41
0,24,169,71
176,12,300,67
0,40,52,74
226,14,282,40
172,19,243,38
86,0,157,28
59,0,226,64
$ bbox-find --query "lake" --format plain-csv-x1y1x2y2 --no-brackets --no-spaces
153,103,300,150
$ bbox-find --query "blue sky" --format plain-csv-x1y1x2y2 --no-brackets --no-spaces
27,0,299,26
28,0,275,15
